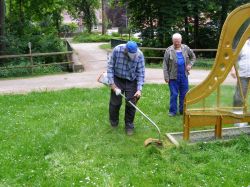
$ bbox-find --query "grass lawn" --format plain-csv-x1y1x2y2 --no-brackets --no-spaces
0,85,249,186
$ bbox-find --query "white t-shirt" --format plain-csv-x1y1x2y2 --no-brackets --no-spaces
238,39,250,77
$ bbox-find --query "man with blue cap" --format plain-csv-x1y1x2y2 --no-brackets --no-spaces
107,41,145,135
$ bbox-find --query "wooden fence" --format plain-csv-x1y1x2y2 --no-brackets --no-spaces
139,47,217,60
0,42,217,73
0,39,82,73
107,47,217,59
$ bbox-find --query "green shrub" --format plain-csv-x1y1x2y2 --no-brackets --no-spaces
73,32,113,43
0,63,66,78
73,32,141,43
60,23,78,34
1,31,69,78
111,32,120,37
193,58,214,69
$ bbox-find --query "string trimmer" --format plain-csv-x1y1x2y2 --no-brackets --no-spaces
97,72,162,147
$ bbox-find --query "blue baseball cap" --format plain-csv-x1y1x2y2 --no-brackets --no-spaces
126,41,138,53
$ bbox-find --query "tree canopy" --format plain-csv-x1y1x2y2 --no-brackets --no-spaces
119,0,249,48
0,0,249,56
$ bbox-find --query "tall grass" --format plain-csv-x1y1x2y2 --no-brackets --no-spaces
0,85,249,186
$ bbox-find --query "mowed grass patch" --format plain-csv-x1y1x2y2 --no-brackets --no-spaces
0,85,249,186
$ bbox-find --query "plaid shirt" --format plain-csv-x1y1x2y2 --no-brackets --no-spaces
107,44,145,91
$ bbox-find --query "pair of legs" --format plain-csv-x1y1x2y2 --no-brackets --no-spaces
109,76,137,130
168,74,188,115
233,77,250,107
233,77,250,127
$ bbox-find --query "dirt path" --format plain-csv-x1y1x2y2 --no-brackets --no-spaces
71,42,108,72
0,42,236,94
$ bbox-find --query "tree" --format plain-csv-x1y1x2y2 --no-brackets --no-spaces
106,0,127,28
5,0,66,36
120,0,182,47
119,0,249,49
101,0,107,35
66,0,100,33
179,0,208,48
0,0,5,54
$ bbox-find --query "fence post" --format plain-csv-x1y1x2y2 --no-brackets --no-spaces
28,42,33,74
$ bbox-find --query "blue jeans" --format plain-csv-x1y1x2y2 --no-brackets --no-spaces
169,74,188,114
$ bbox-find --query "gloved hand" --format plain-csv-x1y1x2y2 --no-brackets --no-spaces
110,84,121,96
114,88,121,96
134,90,141,98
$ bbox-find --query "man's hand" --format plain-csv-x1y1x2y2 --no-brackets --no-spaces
231,72,237,79
114,88,121,96
165,79,169,84
230,68,237,79
110,84,116,91
186,64,192,71
111,84,121,96
134,90,141,99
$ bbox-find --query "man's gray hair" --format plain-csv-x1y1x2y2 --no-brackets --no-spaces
172,33,182,40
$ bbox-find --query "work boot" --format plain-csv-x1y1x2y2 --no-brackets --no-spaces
168,112,176,117
125,123,134,135
110,120,118,128
126,128,134,136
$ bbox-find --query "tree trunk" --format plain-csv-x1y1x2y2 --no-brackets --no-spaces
219,0,229,33
101,0,106,35
193,7,199,49
18,0,24,36
0,0,5,54
184,16,189,46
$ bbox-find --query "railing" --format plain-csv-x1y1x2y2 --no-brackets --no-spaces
139,47,217,60
107,47,217,63
0,39,83,73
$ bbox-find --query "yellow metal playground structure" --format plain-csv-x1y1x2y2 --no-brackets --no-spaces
183,3,250,140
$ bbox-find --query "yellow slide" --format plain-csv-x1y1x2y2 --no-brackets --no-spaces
183,3,250,140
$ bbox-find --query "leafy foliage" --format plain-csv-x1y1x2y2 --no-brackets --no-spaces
66,0,100,33
119,0,249,48
73,32,140,43
0,0,70,76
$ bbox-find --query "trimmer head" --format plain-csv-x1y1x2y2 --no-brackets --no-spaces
144,138,163,147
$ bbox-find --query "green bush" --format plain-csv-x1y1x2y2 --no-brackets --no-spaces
73,32,113,43
193,58,214,69
60,23,78,34
1,32,69,78
73,32,141,43
142,49,164,64
111,32,120,37
0,63,66,78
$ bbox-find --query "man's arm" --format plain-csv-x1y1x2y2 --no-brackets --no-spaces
187,46,196,66
163,50,170,83
186,46,196,71
136,55,145,91
107,49,116,86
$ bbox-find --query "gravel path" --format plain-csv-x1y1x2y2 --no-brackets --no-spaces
0,42,236,94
